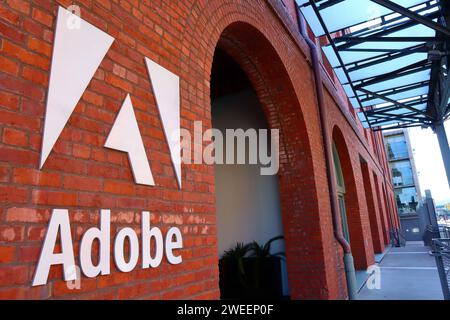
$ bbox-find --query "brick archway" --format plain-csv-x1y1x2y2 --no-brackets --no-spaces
207,20,338,299
381,182,393,238
360,159,385,254
332,126,370,270
179,0,347,299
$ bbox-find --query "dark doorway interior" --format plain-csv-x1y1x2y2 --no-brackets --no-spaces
211,48,289,299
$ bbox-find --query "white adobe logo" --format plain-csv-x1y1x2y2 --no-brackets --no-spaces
40,7,181,188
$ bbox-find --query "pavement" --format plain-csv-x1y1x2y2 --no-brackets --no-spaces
358,241,444,300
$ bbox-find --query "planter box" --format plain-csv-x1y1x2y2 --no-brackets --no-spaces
219,256,285,299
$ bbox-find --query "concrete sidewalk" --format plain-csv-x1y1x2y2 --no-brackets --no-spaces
358,241,444,300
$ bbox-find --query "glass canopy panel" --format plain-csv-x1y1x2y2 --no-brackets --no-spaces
322,46,340,68
299,0,429,36
342,14,437,43
373,103,428,114
299,4,324,36
297,0,446,129
359,86,429,106
343,40,425,52
372,119,406,126
357,112,371,128
410,103,428,111
334,67,348,84
342,84,355,98
339,50,391,66
375,109,420,116
335,23,435,53
350,97,360,108
382,20,436,38
361,69,430,92
348,53,428,81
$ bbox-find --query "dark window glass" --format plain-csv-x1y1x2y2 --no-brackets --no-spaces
338,195,350,243
391,160,414,187
386,134,409,160
395,187,419,214
332,143,350,243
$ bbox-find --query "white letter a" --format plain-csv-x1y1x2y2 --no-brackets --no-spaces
32,209,76,286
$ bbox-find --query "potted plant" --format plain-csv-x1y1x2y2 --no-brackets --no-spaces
219,242,252,299
219,236,286,299
246,236,285,298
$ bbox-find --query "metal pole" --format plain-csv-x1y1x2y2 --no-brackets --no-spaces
434,122,450,189
425,190,439,227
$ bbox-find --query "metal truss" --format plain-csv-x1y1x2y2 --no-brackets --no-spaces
297,0,450,131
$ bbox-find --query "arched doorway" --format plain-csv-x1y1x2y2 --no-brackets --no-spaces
374,173,389,245
382,182,394,239
203,20,341,299
211,48,288,298
360,158,384,254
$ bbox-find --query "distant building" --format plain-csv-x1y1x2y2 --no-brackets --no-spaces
436,204,450,221
384,129,422,215
384,129,424,240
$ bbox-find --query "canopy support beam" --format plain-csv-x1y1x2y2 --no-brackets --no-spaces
434,122,450,188
369,0,450,37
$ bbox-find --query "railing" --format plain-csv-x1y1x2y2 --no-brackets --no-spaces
431,238,450,300
424,225,441,246
440,226,450,239
390,228,406,247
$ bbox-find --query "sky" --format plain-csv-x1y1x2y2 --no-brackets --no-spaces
408,121,450,205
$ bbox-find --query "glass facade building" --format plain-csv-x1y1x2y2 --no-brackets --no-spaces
384,130,422,215
386,135,409,161
391,161,415,187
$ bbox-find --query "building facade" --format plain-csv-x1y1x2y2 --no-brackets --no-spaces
383,129,424,240
0,0,398,299
384,130,422,215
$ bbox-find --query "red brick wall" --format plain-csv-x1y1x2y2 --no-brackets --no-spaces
332,126,374,270
0,0,395,300
373,173,390,245
360,160,385,254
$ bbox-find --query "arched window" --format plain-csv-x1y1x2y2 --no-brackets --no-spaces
333,142,350,243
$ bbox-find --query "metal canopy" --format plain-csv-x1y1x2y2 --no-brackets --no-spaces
296,0,450,131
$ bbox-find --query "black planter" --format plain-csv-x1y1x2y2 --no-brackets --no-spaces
219,256,285,300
